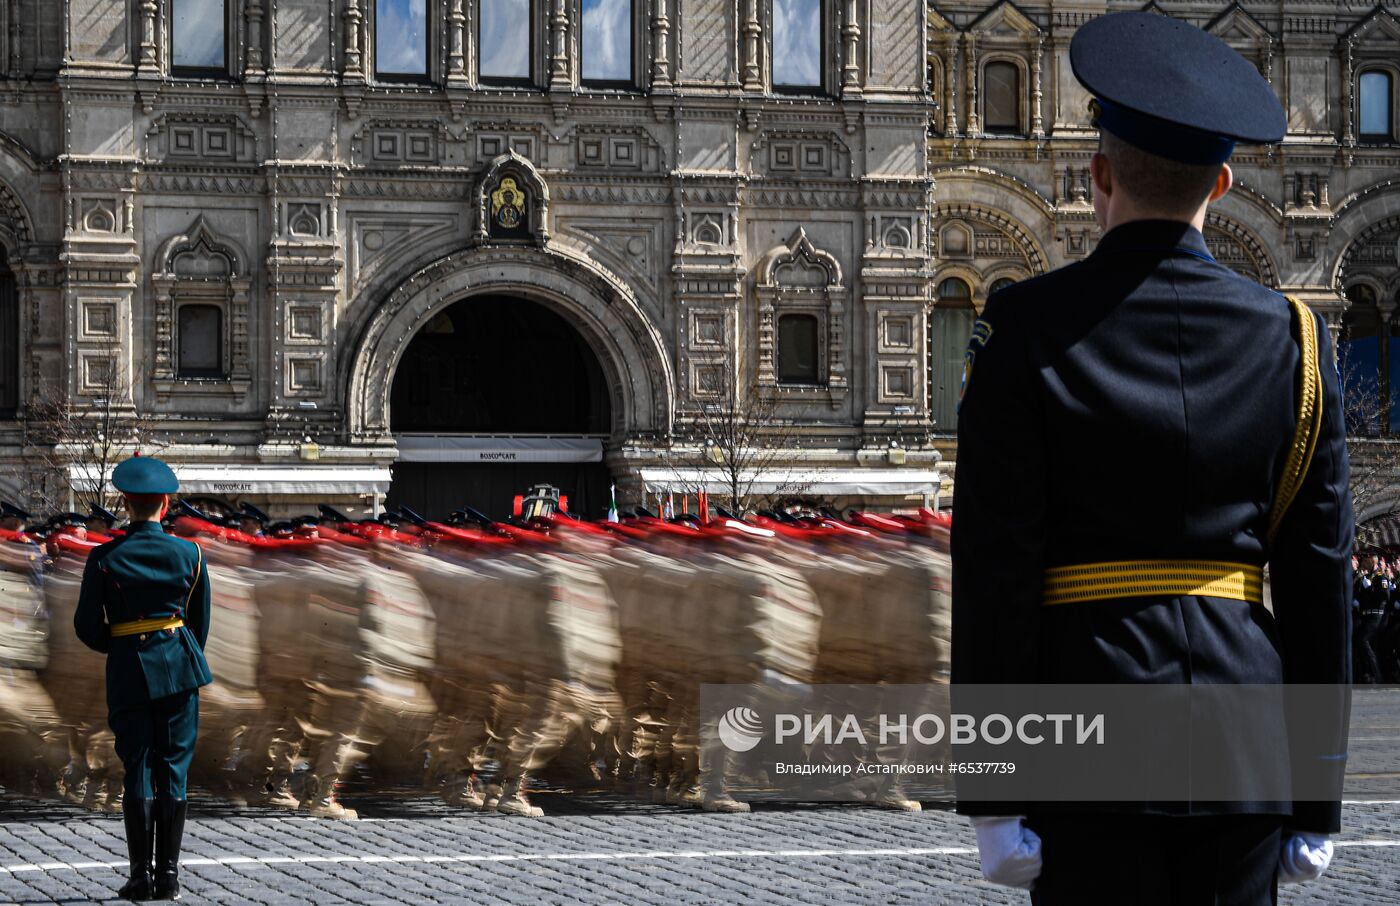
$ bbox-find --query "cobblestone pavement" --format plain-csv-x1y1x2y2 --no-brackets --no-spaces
1,792,1397,905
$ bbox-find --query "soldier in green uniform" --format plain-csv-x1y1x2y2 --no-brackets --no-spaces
74,455,212,901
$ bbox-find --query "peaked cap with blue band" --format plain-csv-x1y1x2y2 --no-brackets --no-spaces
111,455,180,494
1070,12,1286,164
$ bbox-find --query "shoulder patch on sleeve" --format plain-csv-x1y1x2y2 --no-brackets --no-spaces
958,318,995,410
970,318,994,348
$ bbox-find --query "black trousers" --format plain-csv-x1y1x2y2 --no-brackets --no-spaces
1026,814,1280,906
1357,612,1386,683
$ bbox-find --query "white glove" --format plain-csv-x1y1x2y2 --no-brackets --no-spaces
970,815,1042,889
1278,832,1333,884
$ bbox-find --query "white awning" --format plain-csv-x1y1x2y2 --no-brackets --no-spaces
637,468,941,497
395,434,604,463
68,464,393,497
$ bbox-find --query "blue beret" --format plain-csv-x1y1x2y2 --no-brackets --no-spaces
111,456,180,494
1071,12,1285,164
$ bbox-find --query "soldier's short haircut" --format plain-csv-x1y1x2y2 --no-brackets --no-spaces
123,493,166,521
1099,131,1223,213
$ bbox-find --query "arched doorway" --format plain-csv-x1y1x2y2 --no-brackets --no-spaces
0,246,16,417
385,295,614,520
928,276,976,432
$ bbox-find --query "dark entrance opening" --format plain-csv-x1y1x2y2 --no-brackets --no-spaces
0,247,17,417
387,295,614,521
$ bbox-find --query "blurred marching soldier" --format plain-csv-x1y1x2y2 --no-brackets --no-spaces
1355,557,1387,684
952,12,1352,904
74,456,212,901
0,499,31,533
88,504,121,535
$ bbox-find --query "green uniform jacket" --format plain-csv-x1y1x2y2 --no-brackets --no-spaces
74,521,213,711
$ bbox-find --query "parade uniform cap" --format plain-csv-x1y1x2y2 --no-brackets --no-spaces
111,455,180,494
0,500,31,521
88,503,119,526
1070,12,1285,164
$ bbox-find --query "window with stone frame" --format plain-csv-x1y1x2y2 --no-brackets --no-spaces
777,313,820,385
982,60,1022,135
151,218,253,394
581,0,634,87
754,228,848,400
479,0,535,85
177,304,224,378
928,277,975,431
376,0,432,83
1360,68,1395,142
772,0,827,93
171,0,230,77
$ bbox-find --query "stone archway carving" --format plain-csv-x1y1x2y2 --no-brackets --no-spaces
1339,215,1400,287
346,244,674,444
1203,212,1279,287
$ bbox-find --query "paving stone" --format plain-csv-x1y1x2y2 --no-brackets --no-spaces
0,795,1395,904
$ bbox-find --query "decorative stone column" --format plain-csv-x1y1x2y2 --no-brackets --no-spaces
1341,42,1354,146
942,35,959,135
741,0,762,91
447,0,467,83
245,0,266,73
137,0,159,74
343,0,366,80
1030,39,1044,138
841,0,861,95
651,0,672,88
549,0,571,90
963,34,979,135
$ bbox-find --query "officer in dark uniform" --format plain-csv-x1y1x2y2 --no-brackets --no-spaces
1356,556,1389,683
74,456,212,901
951,12,1352,904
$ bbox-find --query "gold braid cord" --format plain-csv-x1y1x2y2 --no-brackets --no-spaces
1266,296,1324,546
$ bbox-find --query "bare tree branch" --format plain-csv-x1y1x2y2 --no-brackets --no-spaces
656,377,811,515
21,339,163,516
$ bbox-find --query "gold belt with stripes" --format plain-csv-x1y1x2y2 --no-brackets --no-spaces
110,616,185,638
1043,560,1264,607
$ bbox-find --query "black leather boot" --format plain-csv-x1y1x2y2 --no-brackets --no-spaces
117,797,154,901
152,798,187,900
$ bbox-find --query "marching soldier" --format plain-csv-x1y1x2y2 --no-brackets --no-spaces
74,456,212,901
0,500,31,533
952,12,1352,904
87,503,121,535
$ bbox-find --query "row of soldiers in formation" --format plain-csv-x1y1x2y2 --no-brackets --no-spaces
0,496,952,818
1353,554,1400,684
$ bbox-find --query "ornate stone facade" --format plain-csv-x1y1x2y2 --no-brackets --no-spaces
0,1,1395,516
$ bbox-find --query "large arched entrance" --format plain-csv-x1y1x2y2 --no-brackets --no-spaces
347,244,676,520
386,295,614,519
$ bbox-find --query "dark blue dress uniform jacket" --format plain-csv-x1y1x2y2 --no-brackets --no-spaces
73,521,213,710
951,220,1353,833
